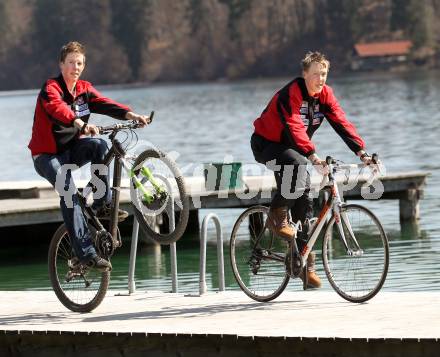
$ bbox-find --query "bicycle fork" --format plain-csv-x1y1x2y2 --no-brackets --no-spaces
337,211,363,256
332,184,363,256
126,161,166,205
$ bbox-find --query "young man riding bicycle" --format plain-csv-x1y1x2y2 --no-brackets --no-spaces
251,51,374,288
28,41,149,271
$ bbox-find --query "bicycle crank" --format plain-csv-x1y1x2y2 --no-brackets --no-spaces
95,230,115,259
286,241,303,277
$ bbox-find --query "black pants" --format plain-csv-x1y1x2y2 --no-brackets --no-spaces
251,133,313,224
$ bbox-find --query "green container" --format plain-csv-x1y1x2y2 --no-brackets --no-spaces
203,162,243,191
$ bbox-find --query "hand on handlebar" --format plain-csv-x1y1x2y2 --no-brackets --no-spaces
82,123,100,136
125,111,152,127
356,152,384,178
358,151,381,165
359,152,383,174
95,110,154,135
308,153,330,175
360,155,374,165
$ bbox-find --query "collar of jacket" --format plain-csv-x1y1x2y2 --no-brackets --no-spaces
54,74,89,99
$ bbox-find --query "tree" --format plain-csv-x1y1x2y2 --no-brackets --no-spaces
406,0,432,48
110,0,151,81
30,0,130,85
219,0,252,40
0,2,8,55
390,0,411,31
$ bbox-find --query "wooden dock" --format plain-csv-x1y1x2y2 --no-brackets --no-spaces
0,171,429,228
0,290,438,356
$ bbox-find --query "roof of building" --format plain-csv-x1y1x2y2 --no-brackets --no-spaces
354,41,412,57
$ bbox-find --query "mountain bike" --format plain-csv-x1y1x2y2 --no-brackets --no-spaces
230,155,389,303
48,113,190,312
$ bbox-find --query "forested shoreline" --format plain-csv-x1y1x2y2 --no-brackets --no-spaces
0,0,439,90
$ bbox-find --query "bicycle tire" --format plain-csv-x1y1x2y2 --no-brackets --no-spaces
48,224,110,313
322,204,389,303
230,206,290,302
131,148,189,245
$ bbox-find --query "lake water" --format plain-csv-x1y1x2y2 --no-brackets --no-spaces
0,70,439,294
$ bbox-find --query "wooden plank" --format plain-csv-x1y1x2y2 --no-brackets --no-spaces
0,172,429,227
0,290,439,339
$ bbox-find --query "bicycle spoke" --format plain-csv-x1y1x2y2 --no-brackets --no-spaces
323,204,389,303
49,225,110,312
230,206,290,302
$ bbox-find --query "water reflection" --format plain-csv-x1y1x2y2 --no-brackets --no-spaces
0,231,439,293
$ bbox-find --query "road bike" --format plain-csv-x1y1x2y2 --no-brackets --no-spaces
230,155,389,303
48,114,190,312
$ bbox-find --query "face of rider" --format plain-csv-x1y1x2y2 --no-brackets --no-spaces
59,52,85,88
303,61,328,97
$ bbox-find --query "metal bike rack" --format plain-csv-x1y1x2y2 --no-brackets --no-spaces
199,213,225,295
128,175,178,294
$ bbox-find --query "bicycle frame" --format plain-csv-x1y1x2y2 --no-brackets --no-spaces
78,135,163,245
300,161,371,264
249,160,374,270
76,140,127,244
244,188,337,268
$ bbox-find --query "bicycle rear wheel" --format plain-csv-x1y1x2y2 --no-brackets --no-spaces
48,224,110,313
230,206,290,302
322,204,389,303
131,148,189,244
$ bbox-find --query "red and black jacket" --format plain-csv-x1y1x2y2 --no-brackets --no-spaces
253,77,365,157
28,75,131,155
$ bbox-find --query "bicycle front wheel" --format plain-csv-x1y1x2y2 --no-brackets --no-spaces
48,224,110,312
230,206,290,302
131,148,190,244
322,204,389,303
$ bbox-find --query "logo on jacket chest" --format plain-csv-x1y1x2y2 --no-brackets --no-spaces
72,95,90,118
300,101,324,127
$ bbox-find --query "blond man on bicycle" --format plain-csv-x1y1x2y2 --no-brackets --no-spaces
251,52,373,288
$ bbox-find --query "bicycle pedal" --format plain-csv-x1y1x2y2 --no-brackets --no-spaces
65,269,81,282
68,257,81,271
291,253,302,277
290,240,303,277
302,265,308,291
285,251,302,277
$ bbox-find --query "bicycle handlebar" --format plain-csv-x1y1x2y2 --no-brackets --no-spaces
334,163,365,170
326,153,379,169
97,111,154,134
320,153,381,187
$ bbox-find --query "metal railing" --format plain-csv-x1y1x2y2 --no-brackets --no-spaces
199,213,225,295
128,180,226,296
128,175,178,294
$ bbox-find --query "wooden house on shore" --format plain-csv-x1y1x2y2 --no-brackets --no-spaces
351,40,412,71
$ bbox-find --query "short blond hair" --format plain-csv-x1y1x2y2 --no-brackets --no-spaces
301,51,330,72
60,41,86,63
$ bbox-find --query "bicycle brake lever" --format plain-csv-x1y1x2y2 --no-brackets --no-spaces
370,153,383,175
325,156,336,165
148,111,155,124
